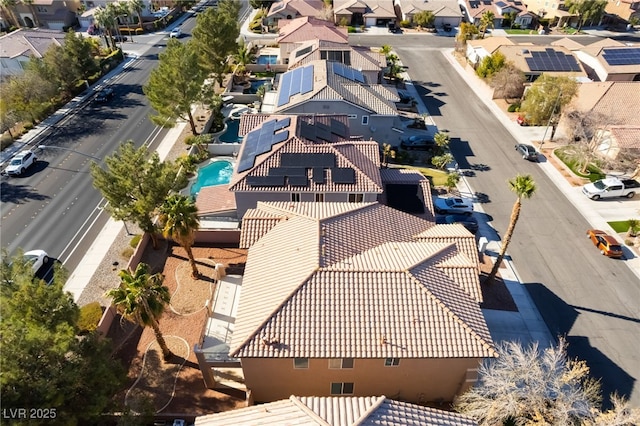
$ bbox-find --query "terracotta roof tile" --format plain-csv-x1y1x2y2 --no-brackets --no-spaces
277,17,348,44
591,83,640,125
609,125,640,150
195,184,236,215
195,395,479,425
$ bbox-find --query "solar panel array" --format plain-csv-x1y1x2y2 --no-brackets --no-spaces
276,65,314,107
525,48,581,72
331,62,365,83
299,118,349,143
602,48,640,66
237,117,291,173
245,153,356,188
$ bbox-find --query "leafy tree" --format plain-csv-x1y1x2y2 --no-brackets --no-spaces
0,95,18,138
3,62,57,123
192,0,241,87
90,141,184,249
520,74,578,126
566,0,607,31
502,11,517,28
41,31,99,96
627,218,639,238
106,263,175,360
185,133,211,159
489,63,526,101
456,22,479,51
476,51,506,78
144,39,206,135
0,249,125,423
413,10,435,28
249,0,271,8
479,11,495,38
232,38,255,78
159,194,201,278
454,339,601,425
486,174,536,283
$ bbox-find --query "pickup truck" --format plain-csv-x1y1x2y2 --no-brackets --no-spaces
581,177,640,200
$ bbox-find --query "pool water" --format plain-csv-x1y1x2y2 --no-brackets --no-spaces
257,55,277,65
190,160,234,195
244,79,269,94
219,119,242,143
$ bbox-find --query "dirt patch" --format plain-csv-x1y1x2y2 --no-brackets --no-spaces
171,258,218,315
478,253,518,312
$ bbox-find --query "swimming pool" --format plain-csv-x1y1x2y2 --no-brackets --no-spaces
218,119,242,144
244,79,270,94
257,55,277,65
190,160,234,196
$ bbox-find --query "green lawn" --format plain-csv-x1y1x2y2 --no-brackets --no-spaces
503,29,535,34
388,164,449,186
553,147,606,182
608,220,637,233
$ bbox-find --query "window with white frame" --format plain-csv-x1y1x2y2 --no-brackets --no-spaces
348,193,364,203
384,358,400,366
294,358,309,369
291,193,301,202
331,382,354,395
328,358,354,369
361,116,369,125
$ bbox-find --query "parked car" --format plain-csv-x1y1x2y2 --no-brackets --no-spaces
23,250,50,273
433,197,474,215
515,143,538,161
443,23,453,32
95,87,114,103
582,178,639,200
436,214,478,233
5,150,37,176
400,135,435,150
113,35,127,42
396,90,414,104
587,229,623,258
169,27,182,38
388,22,400,33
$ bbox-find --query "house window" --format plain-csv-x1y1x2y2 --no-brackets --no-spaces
331,382,354,395
294,358,309,369
315,193,324,202
36,6,48,12
361,116,369,125
328,358,354,369
291,193,301,202
348,194,364,203
347,114,357,119
384,358,400,366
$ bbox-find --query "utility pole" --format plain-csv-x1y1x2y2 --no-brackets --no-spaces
539,89,562,150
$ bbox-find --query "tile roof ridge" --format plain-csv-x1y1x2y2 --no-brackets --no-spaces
230,268,319,357
352,395,387,426
330,143,380,189
288,395,333,426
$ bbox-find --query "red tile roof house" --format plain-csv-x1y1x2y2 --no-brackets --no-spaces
228,200,496,404
194,395,479,425
266,0,326,27
229,114,385,219
276,16,348,66
260,59,403,145
573,39,640,82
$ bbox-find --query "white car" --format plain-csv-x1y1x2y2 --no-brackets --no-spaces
433,197,474,215
5,150,37,176
23,250,49,273
169,27,182,38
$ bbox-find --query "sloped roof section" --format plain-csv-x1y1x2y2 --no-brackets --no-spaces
231,202,494,359
195,395,479,425
0,28,65,59
278,16,348,44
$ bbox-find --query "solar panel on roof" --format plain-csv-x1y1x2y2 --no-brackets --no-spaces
602,48,640,66
277,72,292,107
331,168,356,184
331,62,365,83
312,167,325,184
526,50,580,72
281,153,336,167
330,119,348,138
288,176,309,187
246,175,285,187
272,130,289,144
301,65,314,94
273,117,291,131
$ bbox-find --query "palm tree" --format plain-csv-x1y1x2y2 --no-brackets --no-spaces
1,0,21,28
232,39,255,81
127,0,145,30
94,6,116,50
21,0,39,27
159,194,201,278
480,11,495,38
434,131,450,155
486,174,536,283
381,143,396,167
106,263,174,360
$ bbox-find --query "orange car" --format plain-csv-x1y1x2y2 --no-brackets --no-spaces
587,229,623,258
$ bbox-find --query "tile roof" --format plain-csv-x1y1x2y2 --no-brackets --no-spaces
289,40,386,72
609,125,640,150
231,202,494,359
0,28,66,59
195,395,479,425
550,37,586,51
195,184,236,215
589,82,640,125
274,60,398,115
467,37,516,55
268,0,325,18
379,168,435,220
228,124,383,194
277,16,348,44
498,45,587,77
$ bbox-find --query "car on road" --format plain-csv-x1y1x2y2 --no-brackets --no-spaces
169,27,182,38
515,143,538,161
5,150,37,176
113,35,127,42
433,197,474,215
436,214,479,233
400,135,435,150
23,250,50,273
587,229,623,258
95,87,114,103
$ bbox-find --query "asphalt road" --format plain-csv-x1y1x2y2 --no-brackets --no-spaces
0,41,171,276
350,33,640,406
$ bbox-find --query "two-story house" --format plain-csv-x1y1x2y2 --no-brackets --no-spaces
228,114,384,218
604,0,640,24
260,59,401,143
0,28,66,80
574,39,640,81
267,0,326,27
276,16,348,65
229,200,495,403
460,0,534,29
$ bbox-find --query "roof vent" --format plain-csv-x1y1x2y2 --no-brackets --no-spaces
522,49,530,54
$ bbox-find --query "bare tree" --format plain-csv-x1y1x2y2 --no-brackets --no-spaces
490,63,525,101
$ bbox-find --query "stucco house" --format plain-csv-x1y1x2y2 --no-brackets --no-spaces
604,0,640,24
267,0,326,25
194,395,479,425
573,39,640,82
333,0,398,28
0,28,66,80
519,0,577,27
260,59,401,144
287,39,386,84
229,200,495,403
402,0,463,28
460,0,534,29
228,114,383,218
0,0,81,30
276,16,348,65
465,36,516,67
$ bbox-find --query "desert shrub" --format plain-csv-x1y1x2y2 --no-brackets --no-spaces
129,234,142,248
121,247,134,258
339,17,349,27
78,302,103,334
507,103,519,112
400,20,411,28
